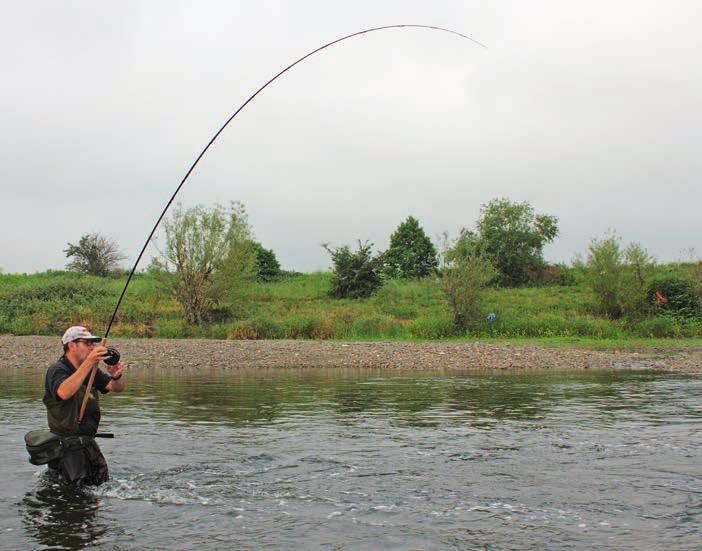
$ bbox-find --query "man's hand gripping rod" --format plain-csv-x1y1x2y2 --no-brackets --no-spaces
78,338,106,422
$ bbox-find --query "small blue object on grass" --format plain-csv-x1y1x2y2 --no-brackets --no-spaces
486,312,496,323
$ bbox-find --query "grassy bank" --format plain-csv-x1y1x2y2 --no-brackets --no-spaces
1,270,701,342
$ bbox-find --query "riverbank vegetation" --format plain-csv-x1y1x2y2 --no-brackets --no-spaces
1,267,701,341
2,198,700,342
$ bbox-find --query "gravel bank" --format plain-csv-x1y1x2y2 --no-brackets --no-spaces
1,335,700,372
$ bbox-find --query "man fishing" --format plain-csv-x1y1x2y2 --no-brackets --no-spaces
42,326,125,486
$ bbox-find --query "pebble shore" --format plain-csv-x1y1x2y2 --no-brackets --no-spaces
1,335,700,372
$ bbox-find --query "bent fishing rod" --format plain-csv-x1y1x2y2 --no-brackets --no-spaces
79,24,485,420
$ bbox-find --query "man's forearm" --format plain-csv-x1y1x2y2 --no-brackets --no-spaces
57,362,94,400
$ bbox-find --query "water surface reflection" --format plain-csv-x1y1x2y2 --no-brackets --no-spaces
20,475,106,550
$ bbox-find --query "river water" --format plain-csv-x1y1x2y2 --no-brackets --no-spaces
1,367,700,550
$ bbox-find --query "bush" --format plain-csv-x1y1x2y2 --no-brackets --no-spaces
585,235,658,319
646,275,701,318
621,243,656,318
253,243,282,281
325,241,382,299
441,248,497,330
586,233,624,318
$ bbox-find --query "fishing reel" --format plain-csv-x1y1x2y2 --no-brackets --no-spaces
103,346,121,366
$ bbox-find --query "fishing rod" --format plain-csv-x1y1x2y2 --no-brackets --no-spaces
79,24,485,420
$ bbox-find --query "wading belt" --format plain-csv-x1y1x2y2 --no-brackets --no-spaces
25,430,112,465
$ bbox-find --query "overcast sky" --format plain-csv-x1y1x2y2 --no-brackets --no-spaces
1,1,700,274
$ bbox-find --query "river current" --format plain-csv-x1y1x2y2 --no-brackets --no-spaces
1,367,700,550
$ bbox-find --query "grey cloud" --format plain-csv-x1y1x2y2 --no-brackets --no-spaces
1,1,699,273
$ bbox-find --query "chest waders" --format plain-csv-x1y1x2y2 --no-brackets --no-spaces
28,385,110,486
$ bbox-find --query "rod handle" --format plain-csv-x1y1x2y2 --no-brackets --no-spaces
78,338,106,422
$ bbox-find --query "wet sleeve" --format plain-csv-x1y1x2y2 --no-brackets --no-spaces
93,369,112,394
47,366,70,400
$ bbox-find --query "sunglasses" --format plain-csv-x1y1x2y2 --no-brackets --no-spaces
74,339,99,346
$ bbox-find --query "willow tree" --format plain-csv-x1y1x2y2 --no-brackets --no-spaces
159,202,256,324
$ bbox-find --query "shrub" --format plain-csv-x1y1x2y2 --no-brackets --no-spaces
441,247,497,330
253,243,282,281
585,235,657,319
586,233,624,318
621,243,656,318
646,275,701,318
325,241,382,299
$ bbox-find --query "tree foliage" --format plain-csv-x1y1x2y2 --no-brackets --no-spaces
158,202,256,324
473,198,558,286
621,242,656,317
586,234,657,319
325,240,382,299
253,243,282,281
64,233,125,277
441,232,497,329
382,216,438,279
586,233,624,318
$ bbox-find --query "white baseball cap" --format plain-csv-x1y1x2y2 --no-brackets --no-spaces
62,326,102,345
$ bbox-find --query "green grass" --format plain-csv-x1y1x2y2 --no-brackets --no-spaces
1,270,701,343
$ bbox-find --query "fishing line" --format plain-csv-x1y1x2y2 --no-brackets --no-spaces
103,24,485,338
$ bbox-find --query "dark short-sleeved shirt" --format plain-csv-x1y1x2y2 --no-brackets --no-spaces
43,356,111,435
